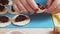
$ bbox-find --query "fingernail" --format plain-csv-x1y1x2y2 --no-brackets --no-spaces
34,9,39,14
34,11,37,14
45,5,48,9
35,9,39,11
44,9,48,13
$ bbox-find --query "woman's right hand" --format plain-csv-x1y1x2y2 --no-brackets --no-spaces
13,0,40,14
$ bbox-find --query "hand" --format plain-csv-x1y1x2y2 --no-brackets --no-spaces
13,0,39,14
45,0,60,14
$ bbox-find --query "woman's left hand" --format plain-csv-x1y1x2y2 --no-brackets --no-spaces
45,0,60,14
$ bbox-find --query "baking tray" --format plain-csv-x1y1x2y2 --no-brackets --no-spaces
0,0,54,28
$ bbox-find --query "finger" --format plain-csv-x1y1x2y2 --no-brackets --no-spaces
13,0,27,13
13,4,20,12
46,0,54,8
19,0,35,14
27,0,39,10
45,0,57,13
13,0,21,11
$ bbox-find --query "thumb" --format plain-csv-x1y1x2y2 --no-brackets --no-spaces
45,3,56,13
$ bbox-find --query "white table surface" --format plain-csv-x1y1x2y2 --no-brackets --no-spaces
0,28,53,34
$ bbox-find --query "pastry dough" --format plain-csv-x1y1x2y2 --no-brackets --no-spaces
12,14,30,26
0,8,8,14
0,16,11,27
8,0,16,14
8,6,17,14
8,8,16,14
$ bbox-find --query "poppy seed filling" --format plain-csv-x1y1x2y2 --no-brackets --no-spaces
37,3,45,10
0,5,5,11
0,16,9,23
11,6,15,12
0,0,9,12
0,0,9,5
15,15,28,22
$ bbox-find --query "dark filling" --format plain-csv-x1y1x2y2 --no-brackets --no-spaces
0,0,9,5
0,5,5,11
37,3,45,10
15,15,28,22
11,6,15,12
0,16,9,23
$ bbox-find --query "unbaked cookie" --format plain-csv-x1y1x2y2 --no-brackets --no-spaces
12,14,30,26
0,16,11,27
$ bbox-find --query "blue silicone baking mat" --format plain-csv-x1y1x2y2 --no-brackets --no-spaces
0,0,54,28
